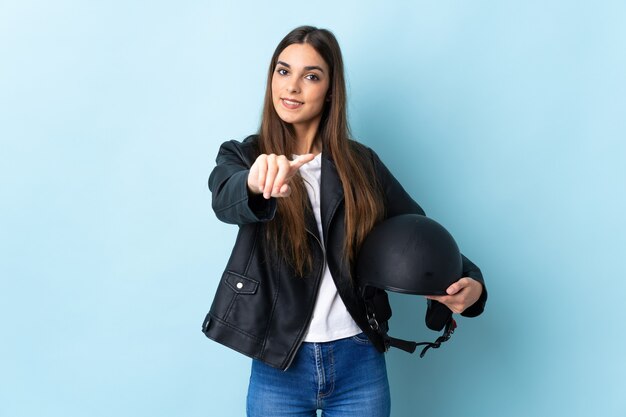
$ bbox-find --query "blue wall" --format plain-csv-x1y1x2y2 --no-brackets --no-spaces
1,1,624,416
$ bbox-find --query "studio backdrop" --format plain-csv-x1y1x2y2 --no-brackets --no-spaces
1,1,624,416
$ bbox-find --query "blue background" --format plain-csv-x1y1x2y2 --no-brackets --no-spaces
1,1,625,416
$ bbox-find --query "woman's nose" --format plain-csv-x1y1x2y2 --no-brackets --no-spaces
286,80,300,94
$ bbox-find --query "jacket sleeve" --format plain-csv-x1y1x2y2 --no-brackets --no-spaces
370,148,487,317
208,139,277,225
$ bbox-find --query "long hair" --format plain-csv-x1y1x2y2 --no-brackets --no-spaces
259,26,384,277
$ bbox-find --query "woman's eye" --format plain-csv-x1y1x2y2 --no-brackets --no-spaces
277,68,288,75
305,74,319,81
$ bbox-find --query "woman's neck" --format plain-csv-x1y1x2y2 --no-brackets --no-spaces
293,119,322,155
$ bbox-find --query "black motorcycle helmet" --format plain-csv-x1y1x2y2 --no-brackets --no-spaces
356,214,462,357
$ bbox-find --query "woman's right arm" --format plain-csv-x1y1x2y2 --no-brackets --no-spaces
208,139,277,225
208,138,314,225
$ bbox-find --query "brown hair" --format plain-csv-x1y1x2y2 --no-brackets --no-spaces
259,26,384,276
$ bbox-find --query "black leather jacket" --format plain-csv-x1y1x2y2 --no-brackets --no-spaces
202,135,487,370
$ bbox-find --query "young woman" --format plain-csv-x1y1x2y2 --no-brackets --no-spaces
203,26,487,417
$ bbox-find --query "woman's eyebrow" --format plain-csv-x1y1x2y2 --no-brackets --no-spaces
304,65,324,73
276,61,324,73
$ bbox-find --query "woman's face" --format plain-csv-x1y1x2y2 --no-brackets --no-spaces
271,43,330,133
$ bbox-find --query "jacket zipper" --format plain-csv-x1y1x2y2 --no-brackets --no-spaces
283,228,326,370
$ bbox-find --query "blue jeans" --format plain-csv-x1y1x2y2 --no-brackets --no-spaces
246,333,390,417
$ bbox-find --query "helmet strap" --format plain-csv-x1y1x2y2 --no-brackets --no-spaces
414,318,457,358
363,293,457,357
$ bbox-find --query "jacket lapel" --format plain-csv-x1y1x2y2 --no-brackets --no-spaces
320,153,344,245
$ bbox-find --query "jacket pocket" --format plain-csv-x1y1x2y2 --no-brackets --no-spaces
209,271,265,339
224,272,259,295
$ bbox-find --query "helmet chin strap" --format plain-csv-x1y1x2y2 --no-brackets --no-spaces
414,318,457,358
364,296,457,357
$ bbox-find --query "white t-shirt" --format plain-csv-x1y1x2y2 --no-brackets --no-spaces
296,153,362,342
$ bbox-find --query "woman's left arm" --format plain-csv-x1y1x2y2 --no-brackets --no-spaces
368,146,487,317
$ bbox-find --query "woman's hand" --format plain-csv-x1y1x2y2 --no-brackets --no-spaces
425,277,483,314
248,153,315,199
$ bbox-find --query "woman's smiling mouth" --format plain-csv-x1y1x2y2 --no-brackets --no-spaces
281,98,304,109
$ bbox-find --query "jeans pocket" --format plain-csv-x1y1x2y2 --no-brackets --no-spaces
351,332,372,345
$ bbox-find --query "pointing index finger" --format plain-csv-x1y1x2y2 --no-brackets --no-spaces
289,153,315,171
